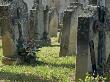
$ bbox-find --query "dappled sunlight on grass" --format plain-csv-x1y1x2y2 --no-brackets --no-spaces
0,37,76,82
0,39,2,65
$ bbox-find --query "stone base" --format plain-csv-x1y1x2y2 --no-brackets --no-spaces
105,55,110,74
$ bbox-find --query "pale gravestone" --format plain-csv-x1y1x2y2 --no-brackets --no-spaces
0,5,16,65
31,0,44,40
49,10,58,37
36,0,45,40
59,2,82,56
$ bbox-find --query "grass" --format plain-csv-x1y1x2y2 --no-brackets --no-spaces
0,37,76,82
0,39,2,65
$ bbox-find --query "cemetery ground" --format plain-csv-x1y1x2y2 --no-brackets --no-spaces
0,37,76,82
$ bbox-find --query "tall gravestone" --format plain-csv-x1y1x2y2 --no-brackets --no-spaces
76,16,93,81
59,2,82,56
44,6,49,38
29,9,38,40
9,0,29,45
49,9,58,37
103,0,110,73
31,0,44,40
76,0,110,80
42,0,58,37
0,5,16,65
36,0,44,40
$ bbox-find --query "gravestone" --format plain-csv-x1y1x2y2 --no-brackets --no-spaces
49,9,58,37
75,5,98,81
59,2,82,56
103,0,110,74
9,0,29,45
0,5,16,65
76,16,94,81
29,9,38,40
76,1,110,80
31,0,44,40
44,6,49,38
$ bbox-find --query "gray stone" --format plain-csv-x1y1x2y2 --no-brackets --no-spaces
49,11,58,37
76,1,110,80
0,5,16,65
59,2,82,56
76,16,93,81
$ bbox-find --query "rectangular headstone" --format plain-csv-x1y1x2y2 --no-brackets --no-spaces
44,7,49,37
49,12,58,37
76,17,92,81
29,9,38,40
60,3,82,56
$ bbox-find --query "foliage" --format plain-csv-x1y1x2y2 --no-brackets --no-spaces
79,73,110,82
0,43,2,65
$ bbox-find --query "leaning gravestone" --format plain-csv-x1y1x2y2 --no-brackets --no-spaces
0,5,16,65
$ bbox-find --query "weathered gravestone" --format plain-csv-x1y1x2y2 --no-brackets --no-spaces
32,0,44,40
103,0,110,74
44,6,49,36
76,1,110,81
41,5,51,45
59,2,82,56
29,9,38,40
0,0,29,65
49,10,58,37
42,0,59,37
29,0,51,46
76,16,94,81
9,0,29,45
0,5,16,65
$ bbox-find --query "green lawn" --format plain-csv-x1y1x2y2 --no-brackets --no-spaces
0,37,76,82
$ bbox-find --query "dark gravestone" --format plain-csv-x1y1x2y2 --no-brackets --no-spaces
76,16,92,81
44,6,49,35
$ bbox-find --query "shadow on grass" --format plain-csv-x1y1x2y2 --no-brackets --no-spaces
18,60,75,69
36,61,75,69
39,43,60,48
0,71,58,82
45,45,60,47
